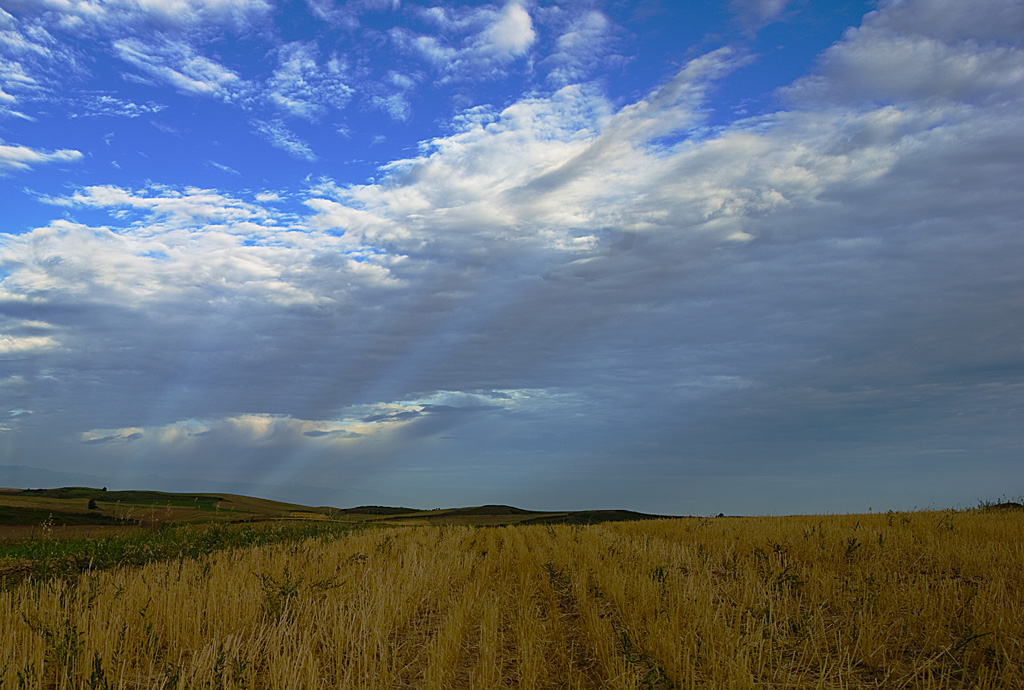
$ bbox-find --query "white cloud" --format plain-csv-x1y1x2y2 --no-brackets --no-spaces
781,0,1024,108
307,49,746,252
304,197,406,246
731,0,790,29
0,335,58,354
387,71,416,90
0,7,83,113
129,0,271,26
867,0,1024,44
78,390,536,451
69,93,166,118
304,0,398,28
394,1,536,81
208,160,240,175
0,140,82,171
2,185,398,310
266,42,352,119
251,118,317,161
56,184,274,228
784,29,1024,107
475,2,534,61
369,91,412,121
542,10,613,86
0,56,38,103
404,34,455,64
2,0,271,32
113,38,249,102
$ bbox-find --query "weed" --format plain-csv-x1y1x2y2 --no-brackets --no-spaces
88,651,108,690
259,566,303,620
230,658,249,690
15,663,37,690
844,536,862,561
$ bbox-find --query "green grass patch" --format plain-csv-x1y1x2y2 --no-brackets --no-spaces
17,488,222,509
0,521,361,586
0,506,123,526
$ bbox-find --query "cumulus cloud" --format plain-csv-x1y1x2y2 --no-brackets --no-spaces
53,184,276,228
865,0,1024,43
306,48,747,252
475,2,534,60
266,42,352,119
3,183,400,316
393,1,536,81
782,14,1024,106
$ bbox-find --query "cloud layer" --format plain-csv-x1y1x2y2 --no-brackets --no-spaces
1,0,1022,513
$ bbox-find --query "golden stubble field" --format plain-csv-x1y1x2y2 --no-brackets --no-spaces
2,510,1022,689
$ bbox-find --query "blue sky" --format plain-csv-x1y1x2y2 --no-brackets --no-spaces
1,0,1022,514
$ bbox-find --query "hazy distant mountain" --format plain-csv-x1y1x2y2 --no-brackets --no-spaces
0,464,108,490
0,465,332,505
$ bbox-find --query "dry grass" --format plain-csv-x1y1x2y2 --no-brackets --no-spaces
2,510,1021,689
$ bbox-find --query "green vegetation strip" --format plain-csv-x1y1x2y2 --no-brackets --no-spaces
0,506,123,526
0,521,359,585
15,487,222,509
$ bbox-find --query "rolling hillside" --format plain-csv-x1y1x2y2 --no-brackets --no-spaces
0,487,673,535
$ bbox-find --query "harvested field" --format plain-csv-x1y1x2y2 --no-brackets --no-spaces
2,510,1022,689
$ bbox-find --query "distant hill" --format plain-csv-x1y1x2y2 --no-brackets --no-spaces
445,504,538,516
335,506,420,516
0,486,674,531
518,509,663,525
0,486,338,532
347,504,673,526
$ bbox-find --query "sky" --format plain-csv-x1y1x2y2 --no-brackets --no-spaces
0,0,1022,515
